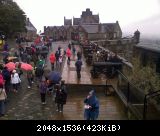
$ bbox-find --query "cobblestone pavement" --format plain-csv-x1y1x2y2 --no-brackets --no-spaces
0,41,127,120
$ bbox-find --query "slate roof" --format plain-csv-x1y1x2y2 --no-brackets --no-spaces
26,19,37,32
136,42,160,53
81,24,99,33
100,23,117,33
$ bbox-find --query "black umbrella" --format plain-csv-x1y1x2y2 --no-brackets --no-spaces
48,71,61,84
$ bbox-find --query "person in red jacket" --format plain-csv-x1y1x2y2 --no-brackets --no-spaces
49,53,56,71
66,48,71,65
0,71,4,87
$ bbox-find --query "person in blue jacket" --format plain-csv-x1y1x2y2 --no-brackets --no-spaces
84,90,99,120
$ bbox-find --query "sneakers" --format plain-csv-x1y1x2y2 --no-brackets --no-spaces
56,109,59,112
59,110,62,113
28,86,31,89
42,102,46,105
14,90,18,93
32,81,34,84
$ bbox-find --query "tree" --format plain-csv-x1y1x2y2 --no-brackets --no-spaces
127,57,160,94
0,0,26,38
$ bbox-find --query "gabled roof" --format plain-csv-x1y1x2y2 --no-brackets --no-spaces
26,19,37,32
73,18,81,25
81,24,99,33
26,26,37,31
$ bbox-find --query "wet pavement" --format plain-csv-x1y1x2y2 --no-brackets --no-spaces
62,45,107,85
0,41,127,120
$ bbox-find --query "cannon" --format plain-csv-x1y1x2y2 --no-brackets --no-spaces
86,54,93,65
83,48,93,58
90,62,123,78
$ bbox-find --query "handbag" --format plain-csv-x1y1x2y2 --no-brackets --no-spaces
84,104,90,109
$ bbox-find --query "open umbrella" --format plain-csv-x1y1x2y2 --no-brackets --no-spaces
21,63,33,71
5,62,16,71
48,71,61,84
2,51,9,57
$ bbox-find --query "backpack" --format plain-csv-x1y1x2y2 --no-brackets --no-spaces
75,60,82,70
0,75,4,86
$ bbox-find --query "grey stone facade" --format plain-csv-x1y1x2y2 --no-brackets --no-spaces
44,9,122,41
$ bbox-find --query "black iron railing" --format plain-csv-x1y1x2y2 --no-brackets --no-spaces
116,70,160,120
143,90,160,120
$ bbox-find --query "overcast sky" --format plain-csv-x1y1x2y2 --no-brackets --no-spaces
14,0,160,35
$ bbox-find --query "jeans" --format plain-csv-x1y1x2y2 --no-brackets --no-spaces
51,63,54,71
0,100,5,115
5,80,10,93
76,70,81,78
12,83,18,91
57,103,63,111
27,78,32,87
40,93,46,103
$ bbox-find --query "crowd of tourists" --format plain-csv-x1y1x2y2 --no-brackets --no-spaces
0,36,69,117
0,37,101,120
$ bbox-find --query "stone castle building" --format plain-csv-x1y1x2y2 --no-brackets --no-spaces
20,18,37,41
44,8,122,41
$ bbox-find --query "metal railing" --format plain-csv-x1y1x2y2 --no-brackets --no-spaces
116,70,160,120
143,90,160,120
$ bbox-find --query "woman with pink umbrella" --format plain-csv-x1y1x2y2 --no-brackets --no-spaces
20,63,34,89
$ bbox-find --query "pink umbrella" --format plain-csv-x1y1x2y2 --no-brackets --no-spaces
5,62,16,71
21,63,33,71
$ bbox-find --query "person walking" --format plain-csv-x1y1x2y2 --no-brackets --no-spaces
26,71,33,89
55,50,60,68
55,84,67,112
0,85,7,117
84,90,99,120
66,48,71,65
35,66,44,82
0,71,4,88
58,55,63,71
11,70,21,93
77,51,82,60
60,80,67,99
75,59,82,78
39,79,48,104
2,67,11,93
49,53,56,71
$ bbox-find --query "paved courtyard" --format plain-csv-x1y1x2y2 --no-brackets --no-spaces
0,41,127,120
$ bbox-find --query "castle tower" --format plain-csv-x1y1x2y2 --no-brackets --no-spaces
134,29,140,44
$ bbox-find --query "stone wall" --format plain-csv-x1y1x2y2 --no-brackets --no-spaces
92,39,136,62
133,46,160,73
88,33,105,40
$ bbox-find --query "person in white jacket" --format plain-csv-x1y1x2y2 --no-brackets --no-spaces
0,85,7,117
11,70,21,93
